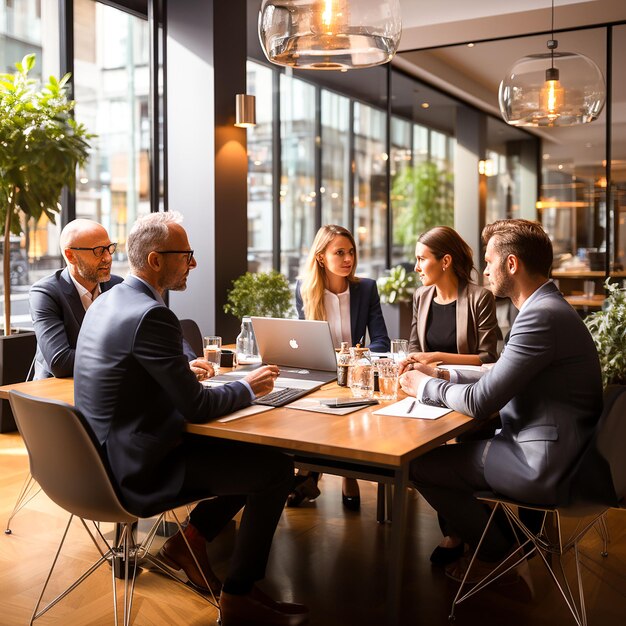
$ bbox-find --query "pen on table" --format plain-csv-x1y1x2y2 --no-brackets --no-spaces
407,400,416,414
358,335,365,346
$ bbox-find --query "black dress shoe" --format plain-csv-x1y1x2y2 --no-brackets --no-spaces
430,542,465,565
341,493,361,511
286,475,321,507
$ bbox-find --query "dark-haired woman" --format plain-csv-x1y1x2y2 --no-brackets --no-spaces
403,226,499,564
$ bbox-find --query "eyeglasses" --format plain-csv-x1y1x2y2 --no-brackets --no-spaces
68,243,117,257
155,250,195,265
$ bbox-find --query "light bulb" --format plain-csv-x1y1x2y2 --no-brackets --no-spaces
312,0,349,35
540,67,564,121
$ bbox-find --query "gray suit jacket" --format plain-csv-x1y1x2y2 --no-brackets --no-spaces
421,281,603,505
409,281,499,363
74,276,252,516
30,268,123,379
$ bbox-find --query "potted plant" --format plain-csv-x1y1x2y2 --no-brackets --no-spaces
584,279,626,387
376,264,420,340
224,270,294,320
0,54,92,431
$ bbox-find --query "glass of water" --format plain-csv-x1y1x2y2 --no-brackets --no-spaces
203,336,222,374
377,359,399,401
390,339,409,363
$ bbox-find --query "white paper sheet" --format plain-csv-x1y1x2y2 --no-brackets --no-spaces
373,397,452,420
216,404,274,423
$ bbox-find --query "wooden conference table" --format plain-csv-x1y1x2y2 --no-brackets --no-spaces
0,376,475,624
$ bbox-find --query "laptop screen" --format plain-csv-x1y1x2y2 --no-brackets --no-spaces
250,317,337,372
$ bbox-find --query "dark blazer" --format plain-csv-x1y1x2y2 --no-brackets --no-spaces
421,281,603,505
409,282,499,363
30,267,123,379
74,275,252,516
295,278,390,352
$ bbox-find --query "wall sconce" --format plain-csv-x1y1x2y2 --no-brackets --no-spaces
478,159,496,177
234,94,256,128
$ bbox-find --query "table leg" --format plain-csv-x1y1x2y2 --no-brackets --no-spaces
387,464,409,625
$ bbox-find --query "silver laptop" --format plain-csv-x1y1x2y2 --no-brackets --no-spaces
250,317,338,390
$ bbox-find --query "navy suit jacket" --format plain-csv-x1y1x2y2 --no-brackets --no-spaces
421,282,603,506
30,267,123,379
296,278,390,352
74,276,252,516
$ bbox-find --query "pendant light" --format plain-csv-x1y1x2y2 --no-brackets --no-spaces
498,0,605,127
258,0,402,70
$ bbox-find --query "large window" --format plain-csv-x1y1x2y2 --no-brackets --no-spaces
280,73,316,282
1,0,58,328
246,61,274,274
353,102,387,278
321,89,350,226
73,0,151,280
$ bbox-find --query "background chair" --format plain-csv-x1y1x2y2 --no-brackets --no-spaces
180,318,203,358
9,390,217,626
449,385,626,626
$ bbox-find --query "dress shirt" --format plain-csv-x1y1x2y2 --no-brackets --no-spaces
323,286,352,348
68,272,101,311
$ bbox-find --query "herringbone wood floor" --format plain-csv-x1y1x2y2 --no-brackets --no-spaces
1,430,625,625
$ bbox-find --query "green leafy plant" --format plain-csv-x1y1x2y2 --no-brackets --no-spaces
391,161,454,255
0,54,93,334
377,265,420,304
224,271,294,319
584,279,626,387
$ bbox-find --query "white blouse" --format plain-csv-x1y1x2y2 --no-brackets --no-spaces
323,286,352,348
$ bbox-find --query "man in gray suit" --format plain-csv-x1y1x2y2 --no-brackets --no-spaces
399,219,602,582
74,211,308,625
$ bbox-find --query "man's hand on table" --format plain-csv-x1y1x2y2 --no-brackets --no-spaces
244,365,280,397
399,363,438,396
190,358,214,381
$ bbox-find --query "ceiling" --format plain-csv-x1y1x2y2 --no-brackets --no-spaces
394,0,626,181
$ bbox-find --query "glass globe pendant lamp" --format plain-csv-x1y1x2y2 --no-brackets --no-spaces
258,0,402,70
498,1,605,127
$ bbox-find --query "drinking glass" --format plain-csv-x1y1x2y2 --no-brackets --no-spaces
348,347,374,398
376,359,399,401
390,339,409,363
203,336,222,374
583,280,595,299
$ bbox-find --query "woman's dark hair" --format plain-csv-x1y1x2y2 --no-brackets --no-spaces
418,226,475,283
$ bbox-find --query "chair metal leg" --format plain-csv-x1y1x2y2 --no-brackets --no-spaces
594,512,610,557
5,472,41,534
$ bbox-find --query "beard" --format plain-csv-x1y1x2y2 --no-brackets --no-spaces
490,260,515,298
75,255,111,284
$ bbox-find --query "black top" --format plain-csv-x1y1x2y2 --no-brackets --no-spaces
426,300,458,354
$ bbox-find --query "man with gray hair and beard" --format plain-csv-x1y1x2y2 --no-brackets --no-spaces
74,211,308,626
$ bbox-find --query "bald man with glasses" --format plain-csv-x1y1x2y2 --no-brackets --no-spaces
29,219,124,380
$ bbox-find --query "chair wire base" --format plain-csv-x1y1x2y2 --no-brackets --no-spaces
5,473,41,534
30,508,217,626
449,501,608,626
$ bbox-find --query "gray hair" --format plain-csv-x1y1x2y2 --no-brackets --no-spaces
127,211,184,272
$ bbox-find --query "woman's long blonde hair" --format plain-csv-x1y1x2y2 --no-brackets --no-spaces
300,224,359,321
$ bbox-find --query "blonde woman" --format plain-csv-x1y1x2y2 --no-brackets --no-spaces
290,224,390,509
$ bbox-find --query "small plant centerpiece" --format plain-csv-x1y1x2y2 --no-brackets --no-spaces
0,54,92,334
377,264,420,339
584,279,626,386
224,270,294,319
376,264,419,305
